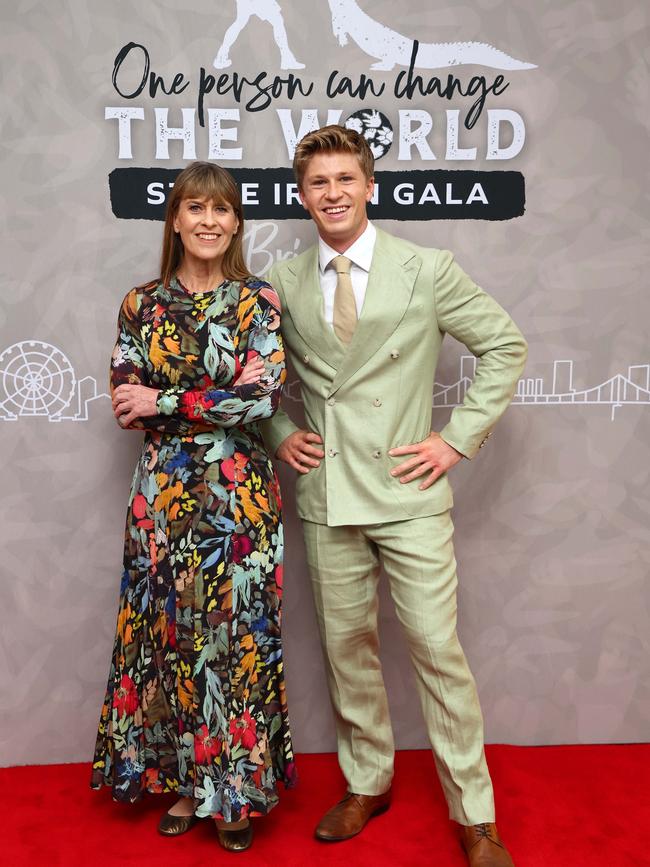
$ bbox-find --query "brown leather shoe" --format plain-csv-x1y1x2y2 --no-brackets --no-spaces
315,790,391,841
460,823,515,866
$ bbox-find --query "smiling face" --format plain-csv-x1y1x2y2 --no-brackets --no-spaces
299,151,374,252
172,196,240,268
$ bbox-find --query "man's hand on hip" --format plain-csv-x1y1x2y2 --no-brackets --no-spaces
277,430,325,474
389,432,463,490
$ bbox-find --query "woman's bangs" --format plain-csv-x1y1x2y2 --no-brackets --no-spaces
180,168,235,209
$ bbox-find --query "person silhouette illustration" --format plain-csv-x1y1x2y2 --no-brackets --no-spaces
214,0,305,69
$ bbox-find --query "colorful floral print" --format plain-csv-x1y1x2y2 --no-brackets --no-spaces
91,276,295,821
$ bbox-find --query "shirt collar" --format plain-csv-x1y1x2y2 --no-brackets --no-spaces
318,221,377,274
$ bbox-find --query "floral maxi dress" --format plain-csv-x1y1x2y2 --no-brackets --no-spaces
91,276,295,820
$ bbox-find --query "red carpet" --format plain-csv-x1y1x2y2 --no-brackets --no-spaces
1,746,648,866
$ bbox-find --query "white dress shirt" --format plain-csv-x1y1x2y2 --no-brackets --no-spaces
318,221,377,327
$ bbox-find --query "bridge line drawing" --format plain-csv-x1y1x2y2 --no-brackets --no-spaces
431,357,650,421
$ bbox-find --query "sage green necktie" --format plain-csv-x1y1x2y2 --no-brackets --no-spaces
330,255,357,344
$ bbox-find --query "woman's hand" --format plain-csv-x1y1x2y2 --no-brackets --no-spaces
112,384,160,427
234,356,266,386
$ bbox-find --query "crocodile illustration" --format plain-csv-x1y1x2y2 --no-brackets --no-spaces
327,0,536,71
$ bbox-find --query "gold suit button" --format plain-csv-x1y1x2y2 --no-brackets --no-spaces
390,349,400,359
303,354,310,364
372,449,382,459
373,398,382,407
327,398,336,406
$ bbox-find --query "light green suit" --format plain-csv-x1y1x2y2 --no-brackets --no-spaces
261,227,527,825
262,228,527,525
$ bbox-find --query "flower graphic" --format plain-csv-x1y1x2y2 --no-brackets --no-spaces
229,709,258,750
195,724,222,764
113,674,139,717
180,389,216,419
232,532,253,563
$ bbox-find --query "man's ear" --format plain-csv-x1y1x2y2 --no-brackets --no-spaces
365,176,375,202
298,188,309,210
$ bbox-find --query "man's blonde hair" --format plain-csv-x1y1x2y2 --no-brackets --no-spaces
293,125,375,189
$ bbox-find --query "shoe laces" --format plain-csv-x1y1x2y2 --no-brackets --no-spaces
475,823,494,841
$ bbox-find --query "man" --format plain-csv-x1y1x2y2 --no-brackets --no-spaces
261,125,526,867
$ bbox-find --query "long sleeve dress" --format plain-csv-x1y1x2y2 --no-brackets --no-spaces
91,275,295,822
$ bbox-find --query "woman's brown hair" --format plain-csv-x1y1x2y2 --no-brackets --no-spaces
160,161,251,287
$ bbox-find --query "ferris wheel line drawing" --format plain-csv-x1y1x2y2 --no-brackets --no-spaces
0,340,109,422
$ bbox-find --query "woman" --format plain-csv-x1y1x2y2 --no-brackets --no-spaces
91,162,295,852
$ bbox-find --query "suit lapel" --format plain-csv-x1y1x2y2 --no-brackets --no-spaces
330,229,421,394
283,245,345,371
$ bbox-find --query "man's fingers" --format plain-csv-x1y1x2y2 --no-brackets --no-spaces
277,430,324,472
288,456,310,474
300,444,325,458
390,455,424,476
296,454,321,468
398,464,431,484
295,431,324,463
388,443,419,457
419,469,441,490
294,441,322,467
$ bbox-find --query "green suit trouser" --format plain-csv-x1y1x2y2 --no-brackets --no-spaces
302,511,495,825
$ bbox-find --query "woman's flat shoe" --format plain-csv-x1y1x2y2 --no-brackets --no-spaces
216,822,253,851
158,810,198,836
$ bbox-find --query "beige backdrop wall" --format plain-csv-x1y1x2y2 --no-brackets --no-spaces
1,0,648,766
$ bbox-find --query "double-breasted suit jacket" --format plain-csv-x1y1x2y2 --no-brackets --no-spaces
262,227,528,526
